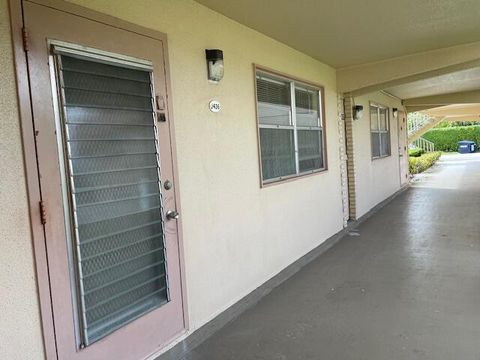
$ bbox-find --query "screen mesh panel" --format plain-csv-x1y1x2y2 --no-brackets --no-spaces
259,128,296,180
372,132,381,158
57,54,168,345
380,132,390,156
297,130,323,172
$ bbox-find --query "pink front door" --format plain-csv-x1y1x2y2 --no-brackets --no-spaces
24,1,185,358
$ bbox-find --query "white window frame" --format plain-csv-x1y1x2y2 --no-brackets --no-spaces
255,67,327,185
370,102,391,159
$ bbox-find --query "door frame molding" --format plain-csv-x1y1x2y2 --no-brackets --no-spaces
8,1,188,358
397,110,408,186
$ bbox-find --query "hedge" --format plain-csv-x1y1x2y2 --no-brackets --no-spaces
423,125,480,152
408,148,425,157
409,152,442,174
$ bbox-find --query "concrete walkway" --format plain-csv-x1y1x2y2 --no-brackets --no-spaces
184,153,480,360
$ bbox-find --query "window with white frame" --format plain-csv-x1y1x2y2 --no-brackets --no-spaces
370,103,390,158
255,70,326,183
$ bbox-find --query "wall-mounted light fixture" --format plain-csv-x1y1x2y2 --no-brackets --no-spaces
353,105,364,120
205,49,224,83
392,108,398,118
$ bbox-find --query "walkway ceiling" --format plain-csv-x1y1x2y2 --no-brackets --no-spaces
195,0,480,68
197,0,480,118
419,104,480,122
384,68,480,100
412,103,480,121
386,67,480,115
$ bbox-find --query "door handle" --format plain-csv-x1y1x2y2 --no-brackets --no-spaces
166,210,180,220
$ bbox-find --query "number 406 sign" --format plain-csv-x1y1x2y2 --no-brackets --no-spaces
209,100,221,113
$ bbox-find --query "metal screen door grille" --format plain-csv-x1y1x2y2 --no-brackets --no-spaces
54,51,169,345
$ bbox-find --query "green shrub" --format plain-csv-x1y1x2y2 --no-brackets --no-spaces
435,120,478,128
408,148,425,157
409,152,442,174
423,125,480,152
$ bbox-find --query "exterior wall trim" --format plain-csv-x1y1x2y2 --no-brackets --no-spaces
8,1,56,358
337,93,349,227
343,94,357,220
8,1,189,358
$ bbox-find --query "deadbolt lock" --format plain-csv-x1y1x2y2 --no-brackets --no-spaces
166,210,179,220
164,180,173,190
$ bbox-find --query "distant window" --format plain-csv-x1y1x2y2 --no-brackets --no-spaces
255,70,326,183
370,103,390,158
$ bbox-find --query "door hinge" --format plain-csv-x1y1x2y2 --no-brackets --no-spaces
22,27,29,52
39,201,47,225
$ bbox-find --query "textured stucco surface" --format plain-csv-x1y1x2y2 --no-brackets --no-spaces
353,93,404,218
0,0,45,359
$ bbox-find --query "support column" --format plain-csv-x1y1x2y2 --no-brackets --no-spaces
337,94,349,227
343,94,357,221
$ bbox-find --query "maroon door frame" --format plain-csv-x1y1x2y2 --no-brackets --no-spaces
8,0,189,358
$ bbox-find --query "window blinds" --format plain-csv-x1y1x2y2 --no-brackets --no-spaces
256,72,324,182
256,75,291,126
370,105,390,158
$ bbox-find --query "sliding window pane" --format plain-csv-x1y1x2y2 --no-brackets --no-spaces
379,108,388,131
295,86,320,127
256,75,291,126
380,132,390,156
370,106,379,130
372,133,381,158
259,128,296,180
297,130,323,172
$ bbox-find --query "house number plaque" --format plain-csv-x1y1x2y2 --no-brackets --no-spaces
209,100,221,113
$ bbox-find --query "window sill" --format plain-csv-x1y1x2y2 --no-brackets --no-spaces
371,154,391,161
261,167,328,188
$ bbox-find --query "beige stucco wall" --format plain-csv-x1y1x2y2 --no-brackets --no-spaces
1,0,345,357
352,92,404,218
0,0,45,359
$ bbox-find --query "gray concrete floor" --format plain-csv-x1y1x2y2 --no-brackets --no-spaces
184,153,480,360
